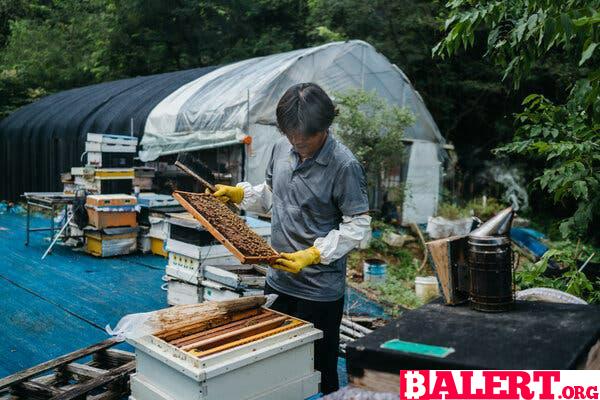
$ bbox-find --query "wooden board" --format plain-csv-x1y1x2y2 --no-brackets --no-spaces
152,304,306,360
349,369,400,394
426,235,469,305
172,191,279,264
188,318,304,358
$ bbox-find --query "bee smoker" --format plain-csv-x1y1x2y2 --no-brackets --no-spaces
467,207,515,312
426,207,516,311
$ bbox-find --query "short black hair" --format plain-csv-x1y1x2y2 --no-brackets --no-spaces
276,83,336,137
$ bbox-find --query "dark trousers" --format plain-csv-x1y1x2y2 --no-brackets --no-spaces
264,282,344,395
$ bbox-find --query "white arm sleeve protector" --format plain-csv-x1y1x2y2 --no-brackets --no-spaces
236,181,273,214
313,214,372,265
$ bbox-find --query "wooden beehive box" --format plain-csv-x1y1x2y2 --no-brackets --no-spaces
173,191,279,264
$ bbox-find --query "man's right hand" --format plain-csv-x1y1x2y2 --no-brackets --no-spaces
212,184,244,204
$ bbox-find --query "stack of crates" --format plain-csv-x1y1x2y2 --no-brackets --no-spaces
85,133,137,167
136,193,182,257
84,194,139,257
71,133,137,194
164,213,272,305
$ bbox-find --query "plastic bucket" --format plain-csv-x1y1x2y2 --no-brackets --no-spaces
363,259,387,283
415,276,439,302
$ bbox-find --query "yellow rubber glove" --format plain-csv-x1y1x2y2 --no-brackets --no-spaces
273,246,321,274
211,184,244,204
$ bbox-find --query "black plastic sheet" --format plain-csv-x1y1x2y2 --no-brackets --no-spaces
0,66,217,200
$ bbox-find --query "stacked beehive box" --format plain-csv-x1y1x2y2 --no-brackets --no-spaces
163,211,272,305
67,133,137,194
85,133,137,167
127,297,322,400
84,194,139,257
136,193,182,256
133,167,156,192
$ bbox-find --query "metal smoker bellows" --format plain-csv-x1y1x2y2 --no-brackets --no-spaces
468,207,515,312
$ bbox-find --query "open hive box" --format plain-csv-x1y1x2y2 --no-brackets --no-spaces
173,191,279,264
128,297,322,400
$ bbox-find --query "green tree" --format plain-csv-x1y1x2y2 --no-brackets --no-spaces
106,0,309,77
0,0,115,118
306,0,515,162
335,89,415,206
434,0,599,240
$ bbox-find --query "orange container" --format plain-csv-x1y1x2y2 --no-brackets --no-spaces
86,208,137,229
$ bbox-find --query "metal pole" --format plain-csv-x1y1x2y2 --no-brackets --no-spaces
42,213,74,260
25,200,30,246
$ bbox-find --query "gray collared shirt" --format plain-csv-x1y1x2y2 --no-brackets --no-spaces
266,133,369,301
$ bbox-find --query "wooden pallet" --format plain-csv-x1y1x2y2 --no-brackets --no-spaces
173,191,279,264
0,338,135,400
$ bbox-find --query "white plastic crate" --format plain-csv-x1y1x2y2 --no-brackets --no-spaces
148,217,167,240
129,370,320,400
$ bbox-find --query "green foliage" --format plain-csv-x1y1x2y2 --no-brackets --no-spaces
495,86,599,238
437,196,506,220
434,0,599,241
365,243,423,313
516,241,600,303
466,197,507,220
307,0,516,152
335,89,414,205
335,89,414,170
0,0,311,118
355,221,424,313
0,0,115,118
437,202,469,219
433,0,598,90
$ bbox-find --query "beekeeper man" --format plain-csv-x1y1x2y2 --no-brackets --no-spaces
211,82,371,394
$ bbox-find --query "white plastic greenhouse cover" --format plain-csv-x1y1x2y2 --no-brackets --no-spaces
139,40,445,161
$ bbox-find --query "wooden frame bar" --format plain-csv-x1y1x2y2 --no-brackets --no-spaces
172,191,279,264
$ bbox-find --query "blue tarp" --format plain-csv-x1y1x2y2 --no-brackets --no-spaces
0,212,166,376
511,227,548,259
0,212,385,383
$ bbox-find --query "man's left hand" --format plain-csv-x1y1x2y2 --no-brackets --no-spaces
272,246,321,274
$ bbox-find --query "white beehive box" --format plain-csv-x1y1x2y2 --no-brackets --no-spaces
166,252,202,284
165,239,239,266
86,133,138,153
203,264,266,290
85,141,137,153
201,279,263,302
127,317,322,400
87,132,139,145
166,279,203,306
